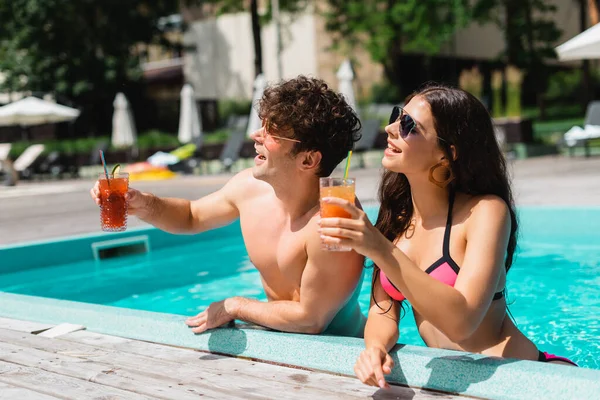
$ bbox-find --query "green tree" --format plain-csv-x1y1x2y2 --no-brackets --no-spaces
0,0,179,133
473,0,562,117
472,0,562,67
323,0,472,94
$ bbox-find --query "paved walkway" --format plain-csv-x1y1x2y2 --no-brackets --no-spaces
1,155,599,245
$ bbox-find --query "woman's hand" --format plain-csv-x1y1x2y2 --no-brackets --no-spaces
354,346,394,389
318,197,387,258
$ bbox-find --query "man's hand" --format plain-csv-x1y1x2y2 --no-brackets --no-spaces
90,181,150,218
185,297,239,334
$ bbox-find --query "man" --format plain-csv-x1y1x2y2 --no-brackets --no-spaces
91,76,366,337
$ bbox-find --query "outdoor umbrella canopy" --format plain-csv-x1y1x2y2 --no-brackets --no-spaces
111,92,137,148
555,23,600,61
178,83,203,144
0,96,80,126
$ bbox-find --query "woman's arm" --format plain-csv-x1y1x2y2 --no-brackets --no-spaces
354,269,401,389
319,196,511,343
364,271,401,352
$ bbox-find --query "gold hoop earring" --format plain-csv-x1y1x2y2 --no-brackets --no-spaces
429,162,454,188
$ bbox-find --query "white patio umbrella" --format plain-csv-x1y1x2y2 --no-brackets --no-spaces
111,93,137,148
246,73,266,138
336,59,359,117
555,23,600,61
178,84,203,144
0,96,80,127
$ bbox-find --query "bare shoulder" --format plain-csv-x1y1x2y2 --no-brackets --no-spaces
463,194,510,229
221,168,270,202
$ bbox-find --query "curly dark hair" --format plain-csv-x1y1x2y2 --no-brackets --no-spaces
258,75,361,176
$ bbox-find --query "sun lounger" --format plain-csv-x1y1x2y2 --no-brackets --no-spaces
220,116,249,172
14,144,45,179
563,101,600,157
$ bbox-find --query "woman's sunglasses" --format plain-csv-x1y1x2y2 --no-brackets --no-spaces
389,106,418,139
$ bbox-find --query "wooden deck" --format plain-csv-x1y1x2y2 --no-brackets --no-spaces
0,317,471,399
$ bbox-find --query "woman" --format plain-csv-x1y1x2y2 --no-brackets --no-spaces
318,85,576,389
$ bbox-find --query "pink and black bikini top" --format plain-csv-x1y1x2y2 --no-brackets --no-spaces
379,190,505,302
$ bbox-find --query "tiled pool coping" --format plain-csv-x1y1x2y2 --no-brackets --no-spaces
2,227,600,399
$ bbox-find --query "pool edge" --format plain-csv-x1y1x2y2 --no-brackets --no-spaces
0,292,598,400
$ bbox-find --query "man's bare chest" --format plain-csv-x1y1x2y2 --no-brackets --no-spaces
238,207,310,287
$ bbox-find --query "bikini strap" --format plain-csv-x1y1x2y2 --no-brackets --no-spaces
442,189,455,258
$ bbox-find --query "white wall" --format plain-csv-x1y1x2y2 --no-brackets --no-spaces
184,13,318,100
184,15,255,100
262,14,319,81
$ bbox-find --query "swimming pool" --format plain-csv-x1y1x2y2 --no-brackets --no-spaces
1,207,599,369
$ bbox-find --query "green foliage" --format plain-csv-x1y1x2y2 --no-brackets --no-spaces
7,136,109,159
545,69,583,102
523,103,585,121
472,0,562,66
204,128,231,144
505,66,524,118
530,116,585,145
492,88,503,119
491,71,504,118
8,131,188,159
368,80,401,104
136,130,180,149
218,99,253,126
0,0,179,131
323,0,472,74
7,141,30,159
323,0,562,99
506,85,522,118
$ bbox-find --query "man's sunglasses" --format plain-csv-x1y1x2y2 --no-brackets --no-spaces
389,106,418,139
261,120,301,143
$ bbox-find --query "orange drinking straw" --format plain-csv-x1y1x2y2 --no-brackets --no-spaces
343,150,353,180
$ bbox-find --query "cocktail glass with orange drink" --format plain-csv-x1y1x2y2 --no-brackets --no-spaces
98,170,129,232
319,177,355,251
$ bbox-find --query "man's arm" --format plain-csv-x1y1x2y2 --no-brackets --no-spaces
121,170,252,234
227,223,365,334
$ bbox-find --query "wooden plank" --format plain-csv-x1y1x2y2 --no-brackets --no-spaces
0,317,53,333
0,382,62,400
0,340,258,400
58,330,464,399
0,360,151,400
0,330,362,400
0,327,466,399
52,330,402,397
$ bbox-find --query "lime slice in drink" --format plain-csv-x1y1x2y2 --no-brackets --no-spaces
111,164,121,177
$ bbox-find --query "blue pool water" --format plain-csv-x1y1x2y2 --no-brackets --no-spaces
1,207,599,369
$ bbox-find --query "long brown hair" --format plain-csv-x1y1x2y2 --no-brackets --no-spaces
374,85,518,309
